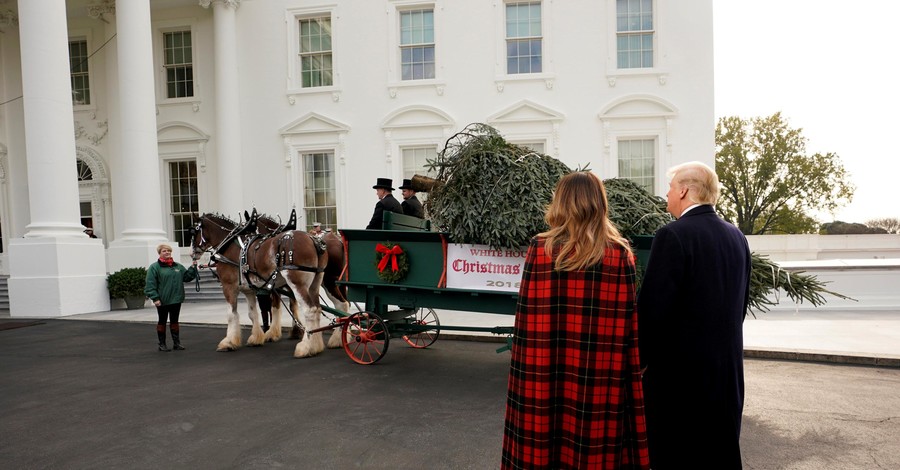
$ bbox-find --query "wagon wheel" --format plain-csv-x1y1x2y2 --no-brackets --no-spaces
341,312,390,365
401,308,440,349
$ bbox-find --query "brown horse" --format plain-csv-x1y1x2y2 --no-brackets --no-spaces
256,212,350,349
190,212,328,358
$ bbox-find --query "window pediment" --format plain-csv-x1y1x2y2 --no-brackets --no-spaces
157,122,209,143
280,112,350,136
599,95,677,119
381,105,454,130
487,99,564,124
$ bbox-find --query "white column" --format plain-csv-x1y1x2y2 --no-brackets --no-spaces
106,0,177,272
8,0,109,317
202,0,243,214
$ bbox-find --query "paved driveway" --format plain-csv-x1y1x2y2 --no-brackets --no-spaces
1,320,898,469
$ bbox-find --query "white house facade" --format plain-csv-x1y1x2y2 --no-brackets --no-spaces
0,0,714,317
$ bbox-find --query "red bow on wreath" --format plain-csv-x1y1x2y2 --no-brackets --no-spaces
376,243,404,272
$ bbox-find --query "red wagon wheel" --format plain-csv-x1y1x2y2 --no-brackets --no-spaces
402,308,440,349
341,312,389,365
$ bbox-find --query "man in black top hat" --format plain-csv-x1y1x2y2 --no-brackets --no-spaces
366,177,403,229
399,178,424,219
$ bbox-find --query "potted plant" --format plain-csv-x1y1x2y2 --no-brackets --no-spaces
107,267,148,309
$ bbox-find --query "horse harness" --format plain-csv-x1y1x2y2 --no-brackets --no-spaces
196,213,326,296
242,230,327,294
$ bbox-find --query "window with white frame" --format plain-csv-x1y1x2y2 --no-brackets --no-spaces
400,9,435,81
299,16,333,87
69,39,91,105
505,2,542,74
512,141,545,154
616,0,654,69
617,138,656,192
402,146,437,201
163,30,194,99
80,202,93,231
303,152,337,231
169,161,198,246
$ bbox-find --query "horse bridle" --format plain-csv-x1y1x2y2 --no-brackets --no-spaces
190,217,243,261
189,221,206,262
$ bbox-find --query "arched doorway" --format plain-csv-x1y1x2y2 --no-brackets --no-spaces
75,146,111,244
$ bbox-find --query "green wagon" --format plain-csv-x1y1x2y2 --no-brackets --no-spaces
318,213,519,364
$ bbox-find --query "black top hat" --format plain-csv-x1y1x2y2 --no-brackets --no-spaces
372,178,394,190
398,179,415,190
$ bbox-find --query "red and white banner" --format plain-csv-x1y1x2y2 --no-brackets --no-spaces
446,244,527,293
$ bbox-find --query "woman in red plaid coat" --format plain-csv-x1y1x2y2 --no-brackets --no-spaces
502,172,650,469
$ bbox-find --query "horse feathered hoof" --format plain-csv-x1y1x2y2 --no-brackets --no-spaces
216,339,240,351
247,333,265,347
326,331,343,349
293,341,315,358
264,328,281,343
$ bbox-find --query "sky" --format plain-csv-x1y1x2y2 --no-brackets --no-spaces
713,1,900,224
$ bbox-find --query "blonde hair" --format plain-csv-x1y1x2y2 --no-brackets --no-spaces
156,244,173,254
541,172,631,271
667,161,720,205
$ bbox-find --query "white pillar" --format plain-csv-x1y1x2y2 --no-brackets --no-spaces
202,0,243,214
8,0,109,317
106,0,177,272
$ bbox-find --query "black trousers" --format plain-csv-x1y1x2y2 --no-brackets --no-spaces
156,303,182,324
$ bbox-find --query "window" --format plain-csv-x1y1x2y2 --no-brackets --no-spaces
616,0,654,69
169,161,198,246
80,202,93,230
299,17,333,87
618,139,656,192
401,146,437,179
303,152,337,231
402,147,437,202
76,160,93,181
400,9,435,80
69,39,90,105
164,30,194,98
505,2,542,74
513,142,545,154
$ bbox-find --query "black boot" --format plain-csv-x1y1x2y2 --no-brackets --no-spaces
171,323,185,351
157,325,170,352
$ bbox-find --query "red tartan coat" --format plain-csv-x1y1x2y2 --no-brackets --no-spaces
502,237,650,470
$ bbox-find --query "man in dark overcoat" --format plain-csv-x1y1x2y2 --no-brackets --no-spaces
398,179,424,219
365,177,403,229
637,161,751,469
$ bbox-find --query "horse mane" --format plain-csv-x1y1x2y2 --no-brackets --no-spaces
255,213,283,234
201,212,238,228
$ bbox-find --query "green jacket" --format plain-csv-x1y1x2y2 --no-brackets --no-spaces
144,261,198,306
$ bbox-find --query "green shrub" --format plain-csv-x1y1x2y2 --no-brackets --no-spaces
106,267,147,299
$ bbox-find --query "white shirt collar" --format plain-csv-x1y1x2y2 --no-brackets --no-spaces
680,204,702,218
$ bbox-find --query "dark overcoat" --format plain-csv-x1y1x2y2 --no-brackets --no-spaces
502,237,650,470
365,193,403,229
636,205,751,469
401,195,424,219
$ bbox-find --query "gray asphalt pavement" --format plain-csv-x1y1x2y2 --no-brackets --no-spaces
1,320,898,469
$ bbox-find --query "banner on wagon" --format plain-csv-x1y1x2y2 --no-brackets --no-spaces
446,244,527,293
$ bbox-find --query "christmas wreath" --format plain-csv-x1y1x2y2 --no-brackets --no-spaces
374,242,409,283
